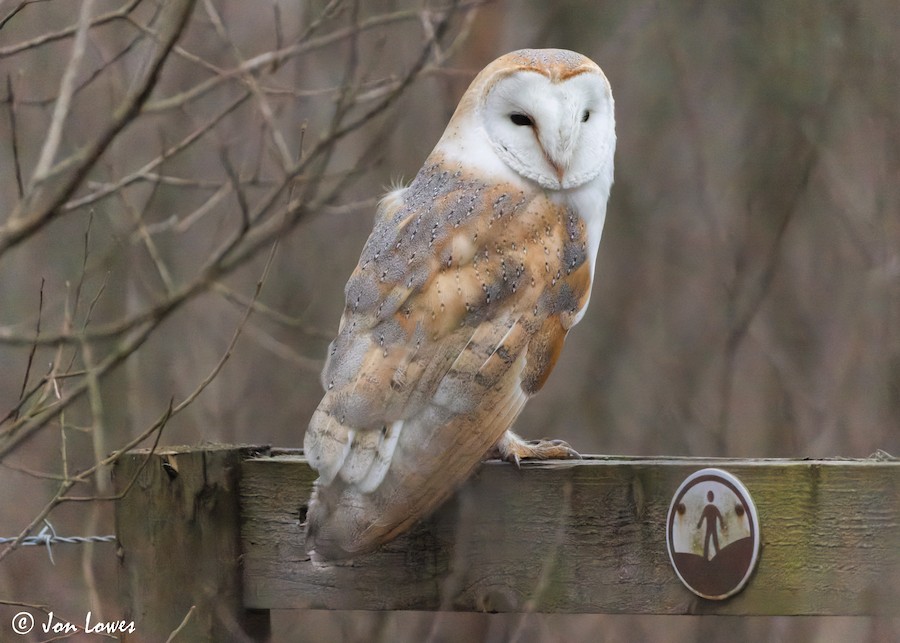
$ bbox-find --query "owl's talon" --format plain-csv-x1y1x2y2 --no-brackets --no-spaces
524,438,580,459
491,430,581,464
528,438,570,448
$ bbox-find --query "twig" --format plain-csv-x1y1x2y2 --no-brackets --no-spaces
66,400,173,502
173,182,233,234
0,458,68,480
62,90,251,213
241,323,323,373
201,0,294,171
212,281,332,339
170,240,280,415
81,271,110,332
119,183,176,295
0,0,142,59
165,605,196,643
80,339,108,493
16,24,149,108
220,147,251,232
0,1,53,32
0,363,52,429
70,211,94,321
4,74,24,198
14,278,42,421
0,598,49,611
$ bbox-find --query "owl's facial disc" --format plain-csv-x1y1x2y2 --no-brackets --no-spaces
483,70,614,191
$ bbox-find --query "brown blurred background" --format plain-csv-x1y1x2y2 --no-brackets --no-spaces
0,0,897,640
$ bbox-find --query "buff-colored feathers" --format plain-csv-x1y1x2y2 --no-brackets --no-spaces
304,49,615,560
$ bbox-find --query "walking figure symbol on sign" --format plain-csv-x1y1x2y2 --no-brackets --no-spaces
697,490,725,560
666,469,761,600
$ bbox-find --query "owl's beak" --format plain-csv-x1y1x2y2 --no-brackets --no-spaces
530,97,583,190
545,154,565,185
541,128,575,188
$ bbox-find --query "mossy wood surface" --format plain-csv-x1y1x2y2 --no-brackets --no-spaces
240,452,900,615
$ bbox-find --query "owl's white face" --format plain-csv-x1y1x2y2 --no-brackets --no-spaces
481,70,615,191
434,52,615,194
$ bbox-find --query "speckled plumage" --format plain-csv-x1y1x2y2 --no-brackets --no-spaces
304,49,616,560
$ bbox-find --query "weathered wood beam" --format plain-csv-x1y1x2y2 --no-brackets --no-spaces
240,453,900,615
115,445,272,642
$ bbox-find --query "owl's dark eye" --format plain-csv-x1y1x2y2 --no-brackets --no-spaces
510,113,534,127
581,110,591,123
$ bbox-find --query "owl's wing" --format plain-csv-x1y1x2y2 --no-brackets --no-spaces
304,163,593,558
304,177,491,488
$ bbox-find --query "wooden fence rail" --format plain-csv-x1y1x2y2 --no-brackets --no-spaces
114,445,900,641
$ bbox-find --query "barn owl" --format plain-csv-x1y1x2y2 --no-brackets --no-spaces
304,49,615,560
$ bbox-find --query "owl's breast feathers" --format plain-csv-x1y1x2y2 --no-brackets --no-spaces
303,159,593,559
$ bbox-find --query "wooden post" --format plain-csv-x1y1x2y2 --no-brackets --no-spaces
115,444,271,642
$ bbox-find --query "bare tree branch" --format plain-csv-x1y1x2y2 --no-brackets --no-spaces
28,0,96,184
0,0,197,255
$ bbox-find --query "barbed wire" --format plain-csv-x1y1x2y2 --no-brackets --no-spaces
0,521,115,564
